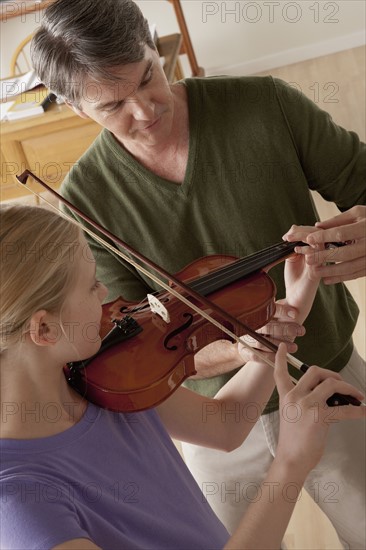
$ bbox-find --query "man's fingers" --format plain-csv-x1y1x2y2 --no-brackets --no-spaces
303,241,364,265
257,320,305,340
307,223,364,247
273,301,298,320
237,339,274,363
323,268,366,284
240,334,298,355
309,257,366,281
315,205,365,230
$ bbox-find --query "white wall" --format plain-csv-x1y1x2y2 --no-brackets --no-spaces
136,0,366,75
1,1,365,78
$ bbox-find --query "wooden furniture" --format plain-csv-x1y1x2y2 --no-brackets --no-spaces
10,33,33,76
0,101,101,201
167,0,204,77
0,0,54,21
158,33,182,83
0,34,182,202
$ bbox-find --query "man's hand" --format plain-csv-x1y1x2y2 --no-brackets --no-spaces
283,206,366,284
238,301,305,363
191,302,304,379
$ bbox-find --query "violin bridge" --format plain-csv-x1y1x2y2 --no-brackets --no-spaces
147,294,170,323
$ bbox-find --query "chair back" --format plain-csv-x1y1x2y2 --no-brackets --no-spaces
10,34,34,76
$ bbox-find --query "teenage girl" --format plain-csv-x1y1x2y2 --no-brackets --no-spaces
1,204,364,550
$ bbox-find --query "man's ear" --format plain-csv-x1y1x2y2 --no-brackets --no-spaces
65,100,90,119
28,310,60,347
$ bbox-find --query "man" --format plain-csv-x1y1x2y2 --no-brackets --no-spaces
31,0,366,547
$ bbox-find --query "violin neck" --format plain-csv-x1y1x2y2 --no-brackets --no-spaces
255,240,304,273
190,241,304,296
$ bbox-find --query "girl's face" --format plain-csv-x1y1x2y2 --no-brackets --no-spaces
57,234,108,362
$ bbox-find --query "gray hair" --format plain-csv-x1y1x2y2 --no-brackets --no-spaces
31,0,155,105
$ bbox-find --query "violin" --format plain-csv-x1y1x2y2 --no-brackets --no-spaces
65,245,296,412
17,170,362,411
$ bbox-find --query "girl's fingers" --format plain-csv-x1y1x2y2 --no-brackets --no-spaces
282,224,318,242
295,366,364,401
274,343,293,395
335,404,366,420
295,366,343,392
310,377,365,405
276,360,365,408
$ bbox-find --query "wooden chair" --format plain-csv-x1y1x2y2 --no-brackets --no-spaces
9,33,34,76
167,0,204,77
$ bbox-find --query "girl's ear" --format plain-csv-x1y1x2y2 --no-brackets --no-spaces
28,310,59,347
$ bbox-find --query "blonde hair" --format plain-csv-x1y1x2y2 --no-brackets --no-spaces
0,205,80,352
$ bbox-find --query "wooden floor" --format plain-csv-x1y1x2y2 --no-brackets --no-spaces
254,46,365,550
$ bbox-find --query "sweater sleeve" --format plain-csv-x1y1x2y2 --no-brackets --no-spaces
272,77,366,209
0,478,90,550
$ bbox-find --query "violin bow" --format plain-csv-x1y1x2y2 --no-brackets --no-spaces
15,170,363,407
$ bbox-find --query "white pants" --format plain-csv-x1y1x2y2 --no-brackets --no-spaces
181,348,366,549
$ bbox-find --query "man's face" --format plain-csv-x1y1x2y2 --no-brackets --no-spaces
72,46,175,150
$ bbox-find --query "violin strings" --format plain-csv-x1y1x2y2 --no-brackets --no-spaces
190,242,298,296
193,240,348,296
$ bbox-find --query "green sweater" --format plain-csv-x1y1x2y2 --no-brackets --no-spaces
62,76,365,413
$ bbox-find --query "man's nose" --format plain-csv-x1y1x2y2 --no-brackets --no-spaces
129,93,155,120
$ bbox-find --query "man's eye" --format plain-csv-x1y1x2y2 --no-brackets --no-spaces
106,101,124,112
141,70,153,87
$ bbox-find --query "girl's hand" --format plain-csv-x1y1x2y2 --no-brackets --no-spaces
274,343,366,475
238,250,318,363
281,243,320,325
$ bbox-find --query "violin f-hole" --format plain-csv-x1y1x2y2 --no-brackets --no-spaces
164,313,194,350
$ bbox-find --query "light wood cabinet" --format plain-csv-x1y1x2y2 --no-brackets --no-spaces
0,103,101,201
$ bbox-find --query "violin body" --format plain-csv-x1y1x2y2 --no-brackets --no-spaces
65,255,276,412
